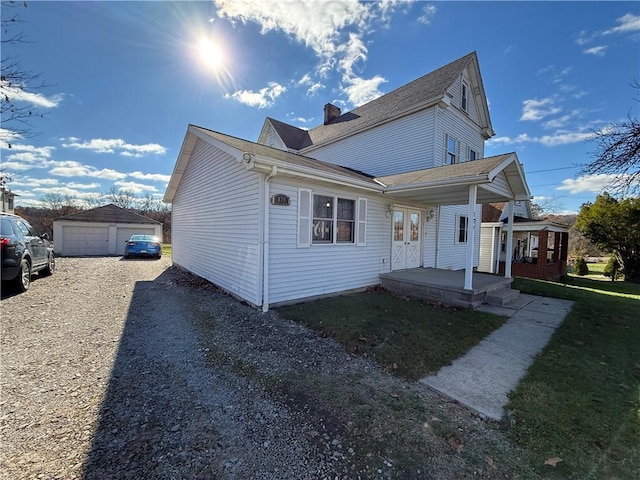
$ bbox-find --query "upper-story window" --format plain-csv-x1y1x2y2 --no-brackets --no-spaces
446,135,458,164
462,82,468,112
469,148,477,161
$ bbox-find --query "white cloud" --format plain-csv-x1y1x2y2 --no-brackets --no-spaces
556,174,621,194
417,4,437,25
520,97,561,121
584,45,607,57
128,171,171,182
603,13,640,35
49,161,127,180
543,115,572,130
0,128,23,143
343,75,387,107
489,129,595,147
225,82,286,108
113,180,158,194
0,79,63,108
66,182,101,189
61,137,167,156
214,0,405,107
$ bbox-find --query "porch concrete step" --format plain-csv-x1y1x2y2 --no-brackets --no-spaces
485,288,520,306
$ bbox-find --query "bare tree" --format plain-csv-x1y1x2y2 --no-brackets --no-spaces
107,187,138,210
581,82,640,197
1,1,51,143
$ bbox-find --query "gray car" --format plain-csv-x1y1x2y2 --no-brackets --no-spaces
1,213,55,292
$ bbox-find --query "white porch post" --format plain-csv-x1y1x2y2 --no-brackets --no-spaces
464,184,477,290
505,200,514,278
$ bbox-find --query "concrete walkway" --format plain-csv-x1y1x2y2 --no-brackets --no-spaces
420,294,574,420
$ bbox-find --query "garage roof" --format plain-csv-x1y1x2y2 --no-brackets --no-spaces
55,204,160,224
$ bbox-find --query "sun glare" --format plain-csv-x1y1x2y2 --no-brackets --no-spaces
199,37,223,70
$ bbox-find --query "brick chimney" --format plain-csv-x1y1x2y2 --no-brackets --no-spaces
323,103,341,125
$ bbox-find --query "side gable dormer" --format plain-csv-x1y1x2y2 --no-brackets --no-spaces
257,117,311,152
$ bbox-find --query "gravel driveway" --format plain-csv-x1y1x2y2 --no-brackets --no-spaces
1,257,520,480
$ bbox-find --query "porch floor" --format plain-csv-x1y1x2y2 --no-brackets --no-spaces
380,268,515,308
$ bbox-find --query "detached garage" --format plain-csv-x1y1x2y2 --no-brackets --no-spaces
53,204,162,256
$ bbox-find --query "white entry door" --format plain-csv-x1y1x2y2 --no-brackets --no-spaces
391,208,421,271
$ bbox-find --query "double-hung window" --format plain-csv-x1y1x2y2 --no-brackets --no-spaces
446,135,458,164
468,148,477,161
298,188,366,247
312,194,355,244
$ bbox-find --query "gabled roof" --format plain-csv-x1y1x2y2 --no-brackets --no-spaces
166,126,531,207
377,153,531,204
164,125,381,202
55,204,160,224
271,52,493,151
264,117,312,150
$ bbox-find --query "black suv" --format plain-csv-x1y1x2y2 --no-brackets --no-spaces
1,212,55,292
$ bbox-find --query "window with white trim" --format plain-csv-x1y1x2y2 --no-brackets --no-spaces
297,188,366,247
462,82,468,111
456,215,468,243
446,134,458,164
468,148,477,161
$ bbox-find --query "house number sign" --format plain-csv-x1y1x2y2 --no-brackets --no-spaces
270,194,290,206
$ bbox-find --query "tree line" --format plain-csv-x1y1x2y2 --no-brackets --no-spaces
15,190,172,243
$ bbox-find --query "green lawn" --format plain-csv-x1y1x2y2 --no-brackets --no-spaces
509,275,640,479
276,290,507,380
277,278,640,478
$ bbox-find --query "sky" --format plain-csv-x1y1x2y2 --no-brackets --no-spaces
1,0,638,214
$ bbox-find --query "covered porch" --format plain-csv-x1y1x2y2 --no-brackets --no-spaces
380,268,517,309
377,153,532,300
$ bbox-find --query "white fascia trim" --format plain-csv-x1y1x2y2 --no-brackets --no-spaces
247,155,383,193
382,175,489,194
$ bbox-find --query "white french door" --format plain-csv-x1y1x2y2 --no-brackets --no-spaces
391,208,421,271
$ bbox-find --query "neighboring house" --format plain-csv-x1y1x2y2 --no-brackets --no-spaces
53,204,162,256
479,202,569,280
1,189,17,214
164,52,531,310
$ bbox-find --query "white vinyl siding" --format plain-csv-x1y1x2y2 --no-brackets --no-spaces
172,138,262,306
478,224,500,273
436,205,480,270
268,179,389,305
306,108,437,177
436,103,485,168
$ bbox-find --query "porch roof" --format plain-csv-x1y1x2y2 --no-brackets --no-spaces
377,153,531,205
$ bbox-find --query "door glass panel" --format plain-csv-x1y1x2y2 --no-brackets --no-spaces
410,213,419,241
393,211,404,241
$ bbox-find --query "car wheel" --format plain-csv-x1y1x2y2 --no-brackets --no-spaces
14,258,31,292
40,252,55,276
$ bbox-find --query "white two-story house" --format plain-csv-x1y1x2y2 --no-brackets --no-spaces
164,52,531,310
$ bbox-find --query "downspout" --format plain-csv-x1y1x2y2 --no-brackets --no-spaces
434,206,441,268
261,165,278,312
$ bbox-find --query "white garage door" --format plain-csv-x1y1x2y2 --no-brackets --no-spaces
116,227,156,255
62,226,109,256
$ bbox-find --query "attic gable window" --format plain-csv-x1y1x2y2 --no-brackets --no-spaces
462,82,469,111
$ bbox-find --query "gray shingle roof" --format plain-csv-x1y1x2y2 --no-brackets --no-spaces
190,126,379,186
266,117,312,150
55,204,160,224
377,153,515,187
290,52,479,149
